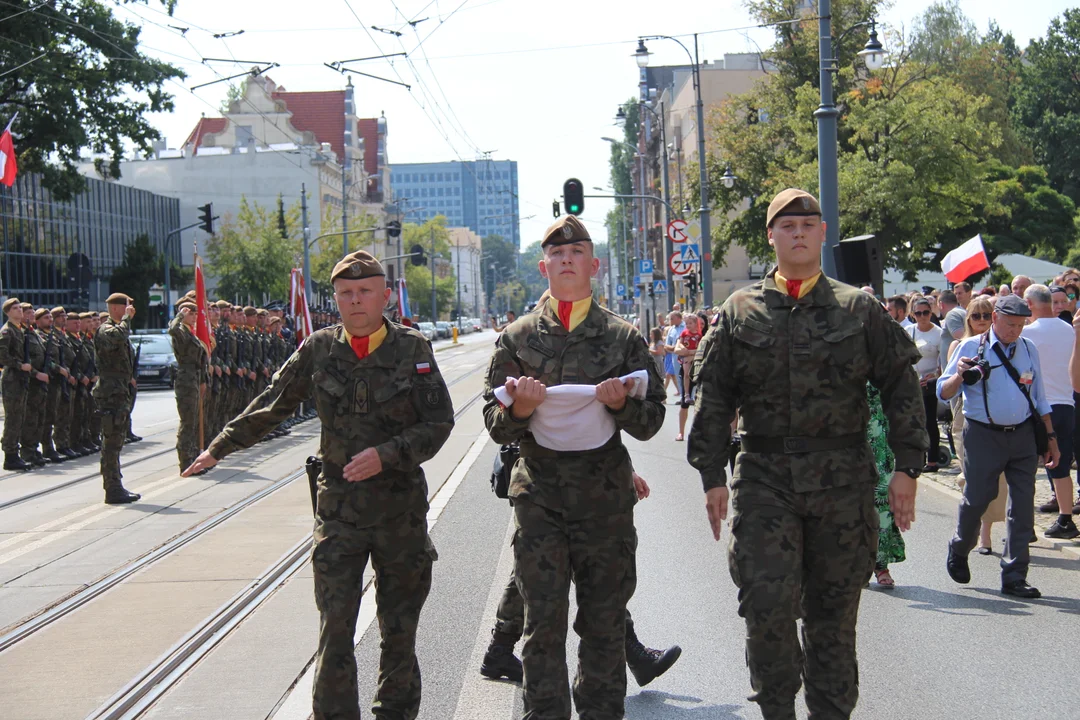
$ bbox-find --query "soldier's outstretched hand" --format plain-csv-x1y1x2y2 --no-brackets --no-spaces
182,451,219,477
888,471,917,531
344,447,382,482
705,486,729,541
633,472,650,500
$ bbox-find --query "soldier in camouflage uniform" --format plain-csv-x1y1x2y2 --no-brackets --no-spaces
94,294,141,504
19,307,51,467
215,301,239,437
83,313,102,450
37,309,65,463
687,189,927,720
66,313,92,455
52,308,79,459
184,251,454,720
483,215,666,720
169,303,210,472
206,303,223,439
1,298,32,471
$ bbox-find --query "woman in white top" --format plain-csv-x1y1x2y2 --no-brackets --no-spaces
906,298,943,471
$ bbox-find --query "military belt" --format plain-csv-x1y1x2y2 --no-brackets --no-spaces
740,432,865,454
518,432,623,459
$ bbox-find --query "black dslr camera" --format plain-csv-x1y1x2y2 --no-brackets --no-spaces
962,358,991,385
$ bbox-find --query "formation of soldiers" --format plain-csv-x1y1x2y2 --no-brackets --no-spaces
1,299,142,473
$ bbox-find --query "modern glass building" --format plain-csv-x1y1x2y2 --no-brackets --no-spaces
0,173,180,310
389,159,520,249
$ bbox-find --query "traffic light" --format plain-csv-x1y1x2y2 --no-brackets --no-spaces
552,200,561,218
198,203,214,235
409,243,427,266
386,220,402,238
563,178,584,216
686,272,698,296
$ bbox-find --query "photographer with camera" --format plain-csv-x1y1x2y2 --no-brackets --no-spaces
938,294,1060,599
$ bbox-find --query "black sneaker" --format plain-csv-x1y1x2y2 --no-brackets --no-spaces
1044,518,1080,540
1038,496,1060,513
946,548,970,584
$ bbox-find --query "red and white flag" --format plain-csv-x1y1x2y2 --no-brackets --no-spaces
290,268,313,342
941,234,990,283
0,115,18,188
194,250,213,353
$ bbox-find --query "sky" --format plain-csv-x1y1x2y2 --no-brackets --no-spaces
119,0,1075,250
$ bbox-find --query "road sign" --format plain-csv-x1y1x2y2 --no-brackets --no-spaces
669,244,701,275
633,286,641,299
638,259,654,275
667,219,689,243
633,275,640,286
653,279,668,295
616,283,626,296
641,272,653,285
682,243,701,264
669,253,690,275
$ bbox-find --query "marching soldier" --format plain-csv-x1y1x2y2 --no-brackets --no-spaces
482,215,666,719
37,308,65,464
687,189,926,720
169,303,210,472
52,308,79,460
183,250,454,720
95,294,140,504
19,307,51,467
1,298,32,471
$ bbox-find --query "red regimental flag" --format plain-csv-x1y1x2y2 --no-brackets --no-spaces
194,252,212,353
0,125,17,187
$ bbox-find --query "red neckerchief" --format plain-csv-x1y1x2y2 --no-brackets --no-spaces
350,335,370,359
557,301,573,330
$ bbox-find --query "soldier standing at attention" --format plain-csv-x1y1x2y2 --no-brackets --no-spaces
182,251,454,720
169,303,210,473
207,303,223,439
216,301,238,437
19,307,50,467
67,313,92,455
483,215,666,720
37,308,65,464
95,294,141,504
51,308,78,460
83,312,102,450
687,189,927,720
1,298,32,471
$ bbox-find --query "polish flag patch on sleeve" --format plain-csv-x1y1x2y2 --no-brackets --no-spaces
416,362,431,374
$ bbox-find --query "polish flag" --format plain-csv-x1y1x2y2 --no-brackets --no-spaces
941,234,990,283
398,278,412,319
290,268,313,342
194,251,213,353
0,116,17,187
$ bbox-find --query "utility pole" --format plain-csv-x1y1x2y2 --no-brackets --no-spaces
301,183,311,303
341,162,349,256
816,0,840,278
430,226,437,322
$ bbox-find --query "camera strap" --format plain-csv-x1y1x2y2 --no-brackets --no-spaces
977,332,994,424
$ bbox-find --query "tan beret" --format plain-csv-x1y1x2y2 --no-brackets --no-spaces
34,308,49,319
542,215,591,247
178,302,197,312
268,317,282,325
99,312,109,319
20,302,31,310
215,300,231,309
106,293,132,305
3,298,20,314
51,306,66,316
243,306,257,316
256,308,268,316
331,250,385,283
80,312,95,319
766,188,821,228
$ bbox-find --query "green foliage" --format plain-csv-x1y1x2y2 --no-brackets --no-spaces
401,216,454,320
109,234,157,329
1012,9,1080,203
909,0,979,67
207,196,301,303
482,234,517,276
307,203,379,293
0,1,185,200
517,241,548,303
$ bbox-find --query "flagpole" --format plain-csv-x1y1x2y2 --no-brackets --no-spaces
3,112,18,135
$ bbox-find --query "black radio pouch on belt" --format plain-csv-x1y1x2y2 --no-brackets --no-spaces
491,443,519,499
305,456,322,517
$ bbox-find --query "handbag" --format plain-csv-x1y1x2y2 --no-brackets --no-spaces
991,342,1049,455
490,442,519,499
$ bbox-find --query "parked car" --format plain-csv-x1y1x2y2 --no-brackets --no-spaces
417,322,437,341
435,321,452,339
130,334,177,388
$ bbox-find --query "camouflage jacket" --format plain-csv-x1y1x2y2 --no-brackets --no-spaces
0,321,25,385
58,329,76,380
483,299,666,519
208,321,454,527
687,271,928,494
92,317,134,410
168,314,209,383
82,333,97,379
40,329,62,380
69,332,89,383
25,324,46,378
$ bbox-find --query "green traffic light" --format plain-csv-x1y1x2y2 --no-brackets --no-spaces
569,204,580,213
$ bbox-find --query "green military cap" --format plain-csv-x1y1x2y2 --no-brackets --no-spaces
51,306,66,316
766,188,822,228
2,298,20,314
214,300,231,309
243,306,257,316
106,292,132,305
331,250,385,283
34,308,49,319
541,214,591,248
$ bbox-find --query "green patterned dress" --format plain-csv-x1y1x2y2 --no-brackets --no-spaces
868,384,905,568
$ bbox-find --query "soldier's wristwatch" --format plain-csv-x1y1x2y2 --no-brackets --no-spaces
899,467,922,479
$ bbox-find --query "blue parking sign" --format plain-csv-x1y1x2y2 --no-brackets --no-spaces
639,259,654,275
616,283,626,296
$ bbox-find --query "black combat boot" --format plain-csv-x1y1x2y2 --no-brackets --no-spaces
104,487,141,504
126,432,142,443
45,449,64,463
60,447,79,460
24,451,46,468
4,453,31,471
480,630,523,682
625,627,682,687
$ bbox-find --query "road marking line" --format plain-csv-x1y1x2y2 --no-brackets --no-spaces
271,429,491,720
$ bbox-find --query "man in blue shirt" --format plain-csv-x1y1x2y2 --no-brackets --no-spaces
938,294,1061,599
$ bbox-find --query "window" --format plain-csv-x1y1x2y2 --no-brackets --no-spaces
454,173,460,181
438,188,444,196
437,173,444,182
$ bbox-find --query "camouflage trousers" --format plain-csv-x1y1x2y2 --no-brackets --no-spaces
728,480,877,720
41,381,61,453
174,378,202,470
311,508,435,720
88,393,101,444
72,387,90,447
99,405,131,490
513,499,637,720
53,386,73,450
20,382,47,458
2,379,25,453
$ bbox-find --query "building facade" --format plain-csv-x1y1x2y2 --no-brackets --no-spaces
0,173,179,310
447,227,485,319
389,159,520,249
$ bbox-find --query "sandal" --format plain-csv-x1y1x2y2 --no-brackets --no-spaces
976,546,993,555
674,434,685,442
873,568,895,589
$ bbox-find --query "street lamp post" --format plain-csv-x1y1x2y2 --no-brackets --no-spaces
635,34,713,307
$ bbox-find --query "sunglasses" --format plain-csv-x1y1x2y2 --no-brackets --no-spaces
969,312,992,321
913,310,931,317
1070,294,1077,300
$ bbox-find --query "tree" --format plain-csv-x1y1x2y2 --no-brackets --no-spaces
207,197,301,303
401,216,455,320
109,234,158,328
482,234,516,277
0,1,185,200
909,0,979,67
1013,9,1080,203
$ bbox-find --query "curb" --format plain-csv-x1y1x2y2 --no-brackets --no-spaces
919,476,1080,561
